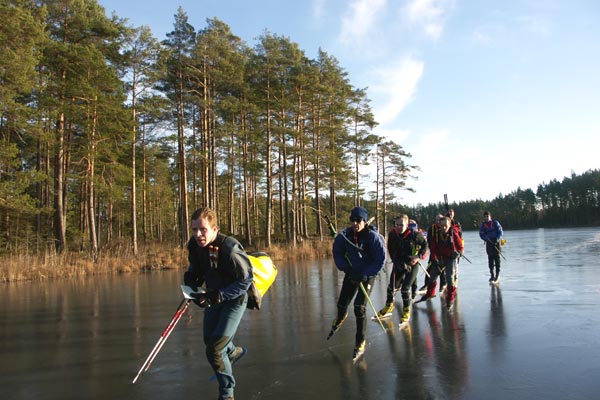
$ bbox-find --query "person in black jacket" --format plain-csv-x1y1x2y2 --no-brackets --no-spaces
183,207,253,400
376,214,427,325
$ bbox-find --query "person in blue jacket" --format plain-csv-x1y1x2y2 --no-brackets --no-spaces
183,207,253,400
479,210,504,283
330,206,386,358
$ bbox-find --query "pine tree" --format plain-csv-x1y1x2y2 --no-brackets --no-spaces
158,6,196,246
0,0,46,251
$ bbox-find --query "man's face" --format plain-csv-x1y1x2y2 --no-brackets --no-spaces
351,218,366,233
395,218,408,233
483,214,491,222
191,217,218,247
441,219,451,233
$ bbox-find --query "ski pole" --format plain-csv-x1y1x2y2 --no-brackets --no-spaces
132,298,191,384
482,232,507,261
460,253,473,264
417,261,430,277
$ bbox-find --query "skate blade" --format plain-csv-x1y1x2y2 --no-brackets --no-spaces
371,312,392,320
415,295,435,304
352,351,365,364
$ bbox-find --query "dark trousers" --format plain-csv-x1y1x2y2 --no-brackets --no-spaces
400,264,419,306
336,274,376,345
424,260,446,287
428,257,458,288
486,241,501,278
385,264,408,304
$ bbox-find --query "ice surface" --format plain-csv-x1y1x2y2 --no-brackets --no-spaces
1,228,599,399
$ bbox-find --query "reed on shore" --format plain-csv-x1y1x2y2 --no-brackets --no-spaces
0,239,333,283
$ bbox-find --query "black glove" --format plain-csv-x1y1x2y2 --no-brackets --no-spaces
183,270,200,291
350,272,368,284
191,290,222,308
409,256,420,265
451,251,461,259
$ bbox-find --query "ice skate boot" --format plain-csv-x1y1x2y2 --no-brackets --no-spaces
327,312,348,340
446,285,456,310
399,306,411,328
352,340,366,363
415,282,437,303
373,303,394,320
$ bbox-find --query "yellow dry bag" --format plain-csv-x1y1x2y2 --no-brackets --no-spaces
247,252,277,309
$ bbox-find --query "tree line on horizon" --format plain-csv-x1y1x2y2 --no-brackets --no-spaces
397,168,600,233
2,1,597,262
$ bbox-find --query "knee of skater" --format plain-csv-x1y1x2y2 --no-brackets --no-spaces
353,305,366,317
205,336,230,371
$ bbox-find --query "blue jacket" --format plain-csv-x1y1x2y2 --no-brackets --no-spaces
333,226,386,279
187,233,253,301
479,219,503,242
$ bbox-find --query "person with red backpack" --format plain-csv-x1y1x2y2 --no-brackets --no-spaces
375,214,427,325
416,216,464,309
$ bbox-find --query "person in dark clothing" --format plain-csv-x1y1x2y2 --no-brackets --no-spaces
183,207,253,400
330,206,386,359
479,210,504,283
376,214,427,325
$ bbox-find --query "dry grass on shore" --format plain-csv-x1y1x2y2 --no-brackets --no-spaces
255,238,332,262
0,238,334,283
0,245,188,283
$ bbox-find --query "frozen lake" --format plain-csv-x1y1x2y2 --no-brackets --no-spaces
1,228,600,399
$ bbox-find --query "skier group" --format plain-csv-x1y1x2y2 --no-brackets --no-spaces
329,206,504,362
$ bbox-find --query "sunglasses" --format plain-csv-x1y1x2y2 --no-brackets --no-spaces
350,218,363,223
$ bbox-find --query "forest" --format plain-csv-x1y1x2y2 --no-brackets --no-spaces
396,167,600,232
2,1,599,270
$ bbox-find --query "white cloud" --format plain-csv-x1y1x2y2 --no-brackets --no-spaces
370,56,424,125
338,0,387,45
312,0,325,19
403,0,453,40
411,129,449,168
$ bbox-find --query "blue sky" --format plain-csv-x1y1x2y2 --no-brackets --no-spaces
100,0,600,207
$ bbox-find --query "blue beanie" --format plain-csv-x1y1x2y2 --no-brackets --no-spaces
350,206,368,222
